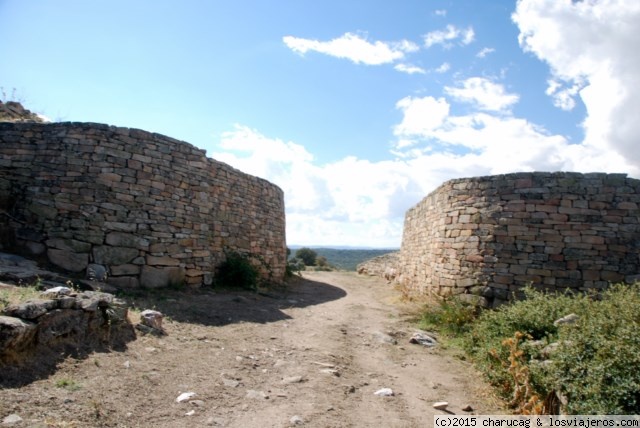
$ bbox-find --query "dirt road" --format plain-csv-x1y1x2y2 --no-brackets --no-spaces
2,271,504,427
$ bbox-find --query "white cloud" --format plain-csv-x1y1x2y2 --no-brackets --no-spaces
444,77,519,112
513,0,640,166
394,63,426,75
434,9,447,17
394,96,450,137
391,93,636,178
213,74,637,247
283,32,419,66
218,0,640,248
423,25,475,49
434,62,451,73
211,126,424,248
545,79,581,111
476,47,495,58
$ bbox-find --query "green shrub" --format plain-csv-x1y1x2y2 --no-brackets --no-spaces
549,284,640,414
420,297,480,335
286,258,306,275
464,284,640,414
295,247,317,266
215,251,259,290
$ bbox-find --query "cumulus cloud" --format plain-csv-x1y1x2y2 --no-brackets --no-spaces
391,86,636,177
394,96,450,137
213,73,637,247
423,25,475,49
476,47,495,58
211,126,424,247
283,32,419,66
434,62,451,73
394,63,426,75
444,77,519,112
513,0,640,166
218,1,640,247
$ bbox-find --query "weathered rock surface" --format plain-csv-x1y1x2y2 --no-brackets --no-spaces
356,252,400,281
0,277,135,375
0,100,46,123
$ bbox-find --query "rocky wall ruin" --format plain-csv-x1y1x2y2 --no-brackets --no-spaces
396,172,640,307
0,122,286,288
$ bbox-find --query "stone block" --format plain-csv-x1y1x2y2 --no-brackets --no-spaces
46,238,92,253
140,266,185,288
93,246,139,265
3,299,57,320
146,255,181,266
47,248,89,272
110,264,140,276
107,276,139,289
105,232,150,249
0,315,37,351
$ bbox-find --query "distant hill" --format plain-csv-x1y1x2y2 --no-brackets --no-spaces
289,247,398,271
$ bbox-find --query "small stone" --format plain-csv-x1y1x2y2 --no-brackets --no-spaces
222,377,240,388
2,414,23,425
245,390,268,400
41,286,73,297
140,309,165,332
274,359,288,367
87,264,109,281
281,375,303,384
290,415,304,425
554,313,579,326
190,400,205,407
374,388,394,396
409,331,438,347
462,405,474,412
176,392,197,403
185,410,195,416
433,401,449,410
124,360,131,369
320,368,340,377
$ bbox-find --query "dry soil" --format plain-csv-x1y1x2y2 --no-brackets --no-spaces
1,271,505,427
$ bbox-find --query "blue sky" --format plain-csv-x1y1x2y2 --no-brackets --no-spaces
1,0,639,248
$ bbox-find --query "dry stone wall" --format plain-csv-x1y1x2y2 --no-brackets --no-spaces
0,122,286,288
396,172,640,307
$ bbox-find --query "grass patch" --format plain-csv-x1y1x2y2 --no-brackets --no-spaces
419,296,480,336
0,282,42,312
55,378,81,391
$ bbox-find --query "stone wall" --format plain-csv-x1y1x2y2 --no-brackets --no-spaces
0,122,287,288
396,172,640,307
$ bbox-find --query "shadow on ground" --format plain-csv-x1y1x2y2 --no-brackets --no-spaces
118,275,347,327
0,271,346,387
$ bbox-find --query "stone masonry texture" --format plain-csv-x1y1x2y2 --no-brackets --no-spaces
0,122,287,288
396,172,640,307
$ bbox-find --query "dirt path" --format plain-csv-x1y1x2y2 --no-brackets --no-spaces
2,271,504,427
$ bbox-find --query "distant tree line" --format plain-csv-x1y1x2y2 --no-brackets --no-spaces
286,247,398,272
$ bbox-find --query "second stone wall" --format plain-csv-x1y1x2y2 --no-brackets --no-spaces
396,172,640,307
0,122,287,288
